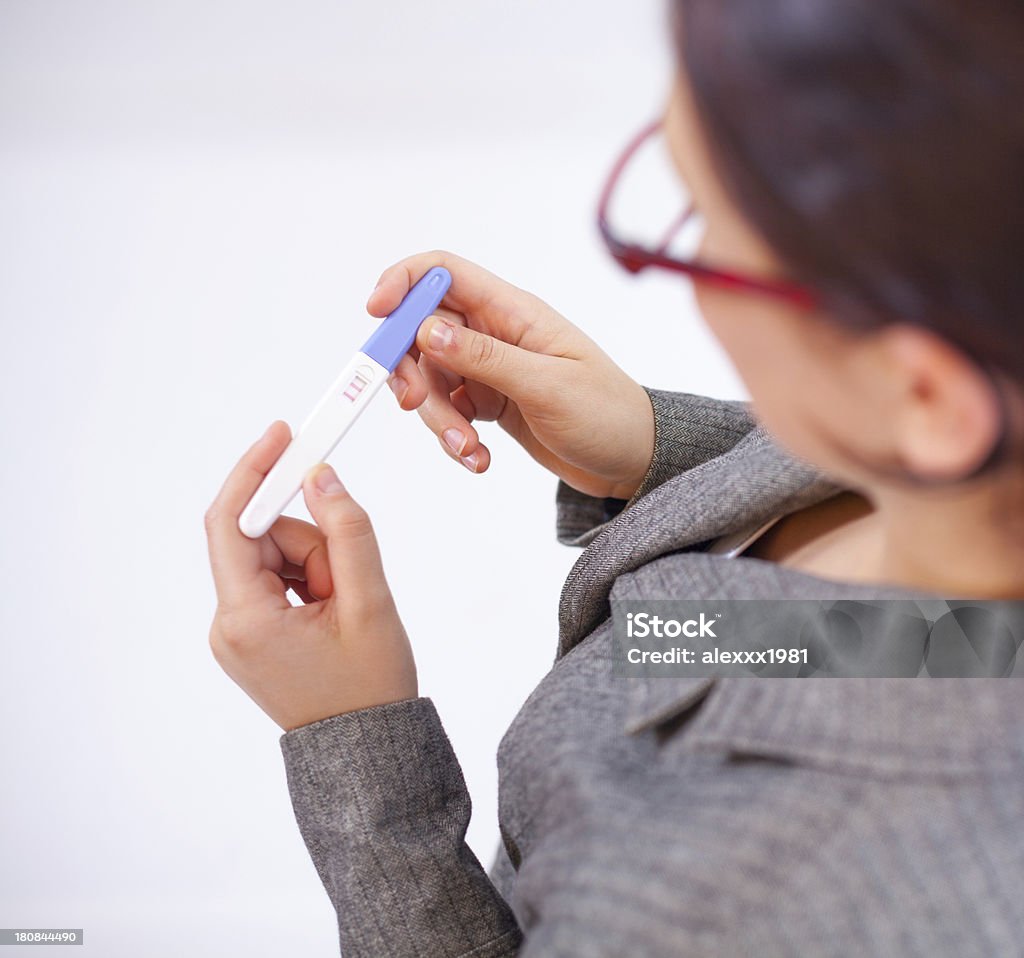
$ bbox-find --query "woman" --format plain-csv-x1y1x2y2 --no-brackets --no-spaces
204,1,1024,954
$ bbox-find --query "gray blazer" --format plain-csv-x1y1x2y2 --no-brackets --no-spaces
279,387,1024,957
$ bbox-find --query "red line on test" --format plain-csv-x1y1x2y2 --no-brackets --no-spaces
343,376,369,402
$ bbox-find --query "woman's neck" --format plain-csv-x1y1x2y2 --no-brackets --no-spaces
863,483,1024,598
748,485,1024,599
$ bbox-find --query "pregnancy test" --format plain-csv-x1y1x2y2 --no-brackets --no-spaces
238,266,452,538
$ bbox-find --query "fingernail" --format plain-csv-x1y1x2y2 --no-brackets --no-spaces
260,422,276,441
461,451,480,473
428,320,455,351
443,428,466,456
389,375,409,402
314,464,344,495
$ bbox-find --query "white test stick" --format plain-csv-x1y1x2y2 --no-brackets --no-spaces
238,266,452,538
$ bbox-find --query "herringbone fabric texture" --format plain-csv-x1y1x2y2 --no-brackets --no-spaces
279,387,1024,957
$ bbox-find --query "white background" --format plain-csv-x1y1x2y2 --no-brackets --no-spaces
0,2,746,954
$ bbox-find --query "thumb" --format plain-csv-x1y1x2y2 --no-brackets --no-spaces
302,464,389,604
417,315,540,398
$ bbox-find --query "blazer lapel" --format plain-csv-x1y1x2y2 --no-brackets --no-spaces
556,424,847,659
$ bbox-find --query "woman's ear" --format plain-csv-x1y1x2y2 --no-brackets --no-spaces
878,323,1004,482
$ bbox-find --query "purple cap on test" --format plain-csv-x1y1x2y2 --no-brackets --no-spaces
360,266,452,373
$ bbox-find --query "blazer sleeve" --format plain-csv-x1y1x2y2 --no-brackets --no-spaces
279,696,523,958
556,386,758,546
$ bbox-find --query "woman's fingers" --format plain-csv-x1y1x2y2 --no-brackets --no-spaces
370,253,574,476
416,315,547,404
368,251,507,326
205,420,293,609
381,303,494,472
449,384,478,423
415,369,489,470
388,354,427,410
366,249,555,343
390,356,495,472
386,305,467,412
461,378,509,423
439,433,491,473
301,464,392,609
389,345,492,472
419,306,468,393
267,515,334,600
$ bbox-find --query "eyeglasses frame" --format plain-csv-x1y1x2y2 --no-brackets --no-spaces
596,119,817,310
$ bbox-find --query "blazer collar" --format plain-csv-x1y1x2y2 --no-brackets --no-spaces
556,425,846,659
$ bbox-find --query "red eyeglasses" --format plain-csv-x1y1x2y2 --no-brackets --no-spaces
597,119,817,309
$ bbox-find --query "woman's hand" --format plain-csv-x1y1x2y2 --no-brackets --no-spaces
204,422,417,732
372,251,656,501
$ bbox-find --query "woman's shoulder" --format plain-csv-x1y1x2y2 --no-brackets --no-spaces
556,422,848,656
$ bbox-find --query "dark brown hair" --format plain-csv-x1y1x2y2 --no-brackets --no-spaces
673,0,1024,396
